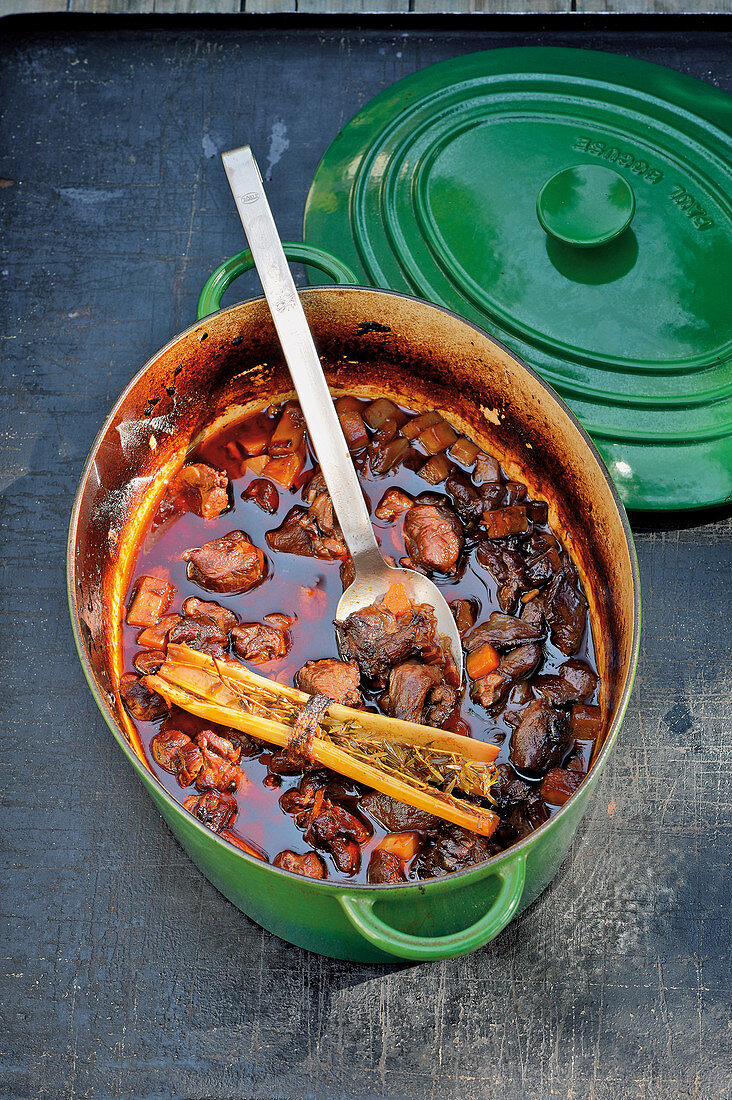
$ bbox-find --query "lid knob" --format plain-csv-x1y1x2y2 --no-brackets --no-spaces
537,164,635,249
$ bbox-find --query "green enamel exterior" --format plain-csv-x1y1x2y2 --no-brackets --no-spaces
303,46,732,512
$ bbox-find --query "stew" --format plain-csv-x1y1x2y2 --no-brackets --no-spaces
119,396,602,883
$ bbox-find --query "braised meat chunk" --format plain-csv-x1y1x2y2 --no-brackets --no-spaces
382,661,457,727
375,487,414,521
295,659,362,707
543,573,588,656
476,543,529,613
509,699,569,773
232,621,290,663
464,611,544,652
184,530,267,594
266,505,347,561
242,477,279,514
413,825,500,879
471,643,542,710
169,597,238,658
174,462,229,519
336,600,439,681
120,673,167,721
360,791,440,834
403,502,464,572
534,659,598,705
273,850,327,878
183,790,237,832
368,849,406,884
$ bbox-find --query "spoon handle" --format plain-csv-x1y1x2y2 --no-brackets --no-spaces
222,145,382,569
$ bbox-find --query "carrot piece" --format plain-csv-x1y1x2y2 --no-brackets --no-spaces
418,453,452,484
244,454,268,476
363,398,399,429
401,410,442,440
235,416,271,457
448,436,480,466
417,420,458,455
137,613,181,649
466,642,500,680
337,406,369,452
127,576,175,628
263,450,306,489
376,831,419,862
269,402,305,455
383,582,411,616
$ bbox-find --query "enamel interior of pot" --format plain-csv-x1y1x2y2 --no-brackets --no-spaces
71,288,636,782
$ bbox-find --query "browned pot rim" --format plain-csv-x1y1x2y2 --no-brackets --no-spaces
67,285,641,892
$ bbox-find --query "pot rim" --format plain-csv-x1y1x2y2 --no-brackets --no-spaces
67,283,641,895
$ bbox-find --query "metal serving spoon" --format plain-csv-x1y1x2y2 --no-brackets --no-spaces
222,145,464,682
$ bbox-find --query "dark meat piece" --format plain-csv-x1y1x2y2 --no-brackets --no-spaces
273,850,327,878
527,500,549,524
304,795,370,846
471,643,542,710
169,598,238,659
174,462,229,519
330,838,362,876
133,650,165,676
464,611,543,652
509,699,569,773
358,792,440,831
543,573,588,656
182,597,238,633
232,621,289,663
336,601,439,682
525,545,563,589
120,673,167,721
480,481,505,511
476,542,528,613
382,661,457,727
266,506,347,561
403,503,463,573
368,849,406,884
491,763,532,814
194,730,243,792
445,472,484,525
520,596,545,633
540,767,584,806
151,729,191,773
183,790,237,832
295,658,362,707
482,505,529,539
242,477,279,514
184,530,267,594
375,487,414,521
534,659,598,705
359,791,440,834
450,598,477,638
177,741,204,786
126,575,175,628
413,825,499,879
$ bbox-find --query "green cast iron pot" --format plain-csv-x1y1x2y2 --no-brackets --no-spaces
68,246,640,964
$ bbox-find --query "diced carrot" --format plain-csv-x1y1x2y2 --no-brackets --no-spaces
137,613,181,649
338,406,369,452
482,505,529,538
418,453,452,484
236,415,271,457
370,436,409,474
363,398,399,430
448,436,480,466
263,449,306,489
127,575,175,628
269,402,305,455
401,410,441,440
539,768,584,806
473,453,501,484
244,454,269,476
417,420,458,455
383,582,411,616
376,831,420,862
466,642,500,680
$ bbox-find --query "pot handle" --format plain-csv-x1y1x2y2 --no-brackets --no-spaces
197,243,359,320
339,854,526,962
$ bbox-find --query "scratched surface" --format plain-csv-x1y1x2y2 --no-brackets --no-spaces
0,18,730,1100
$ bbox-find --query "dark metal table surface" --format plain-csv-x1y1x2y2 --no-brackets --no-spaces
1,16,730,1100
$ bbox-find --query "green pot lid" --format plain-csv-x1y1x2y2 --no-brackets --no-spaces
303,47,732,511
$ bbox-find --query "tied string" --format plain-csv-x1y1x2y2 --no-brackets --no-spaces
286,693,332,768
